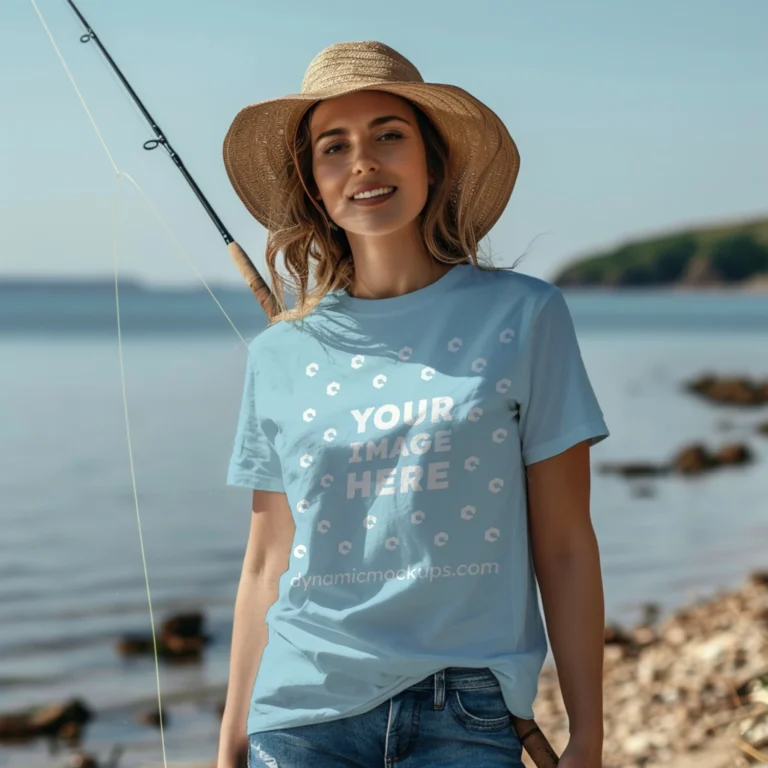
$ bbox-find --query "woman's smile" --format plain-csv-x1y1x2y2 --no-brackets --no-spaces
349,187,398,207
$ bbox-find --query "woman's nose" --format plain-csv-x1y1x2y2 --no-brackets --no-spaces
351,146,380,174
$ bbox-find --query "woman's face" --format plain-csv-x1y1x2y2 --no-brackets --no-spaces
309,90,432,237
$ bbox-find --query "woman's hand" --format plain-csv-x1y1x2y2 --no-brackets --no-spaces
556,738,603,767
216,732,248,768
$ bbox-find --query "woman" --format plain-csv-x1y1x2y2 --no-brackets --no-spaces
218,41,609,768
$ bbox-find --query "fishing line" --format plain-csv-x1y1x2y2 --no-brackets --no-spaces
28,0,253,764
111,175,169,768
29,0,118,173
117,170,250,345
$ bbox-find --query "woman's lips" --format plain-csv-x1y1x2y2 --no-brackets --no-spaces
349,188,397,207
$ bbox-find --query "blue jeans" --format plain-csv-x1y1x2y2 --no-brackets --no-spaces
247,667,524,767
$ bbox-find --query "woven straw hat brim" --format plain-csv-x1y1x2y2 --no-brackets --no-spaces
223,80,519,241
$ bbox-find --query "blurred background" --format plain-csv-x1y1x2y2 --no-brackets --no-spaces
1,1,767,766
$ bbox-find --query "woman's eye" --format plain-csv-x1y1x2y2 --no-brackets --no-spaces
322,132,402,155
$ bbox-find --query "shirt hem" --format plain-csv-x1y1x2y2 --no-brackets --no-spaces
227,470,285,493
246,673,416,735
246,664,540,735
523,420,609,466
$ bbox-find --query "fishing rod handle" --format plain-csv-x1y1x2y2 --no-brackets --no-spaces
227,242,279,321
512,716,560,767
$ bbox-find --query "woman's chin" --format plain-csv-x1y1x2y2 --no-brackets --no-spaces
340,214,422,239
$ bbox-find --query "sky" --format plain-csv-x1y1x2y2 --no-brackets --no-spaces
2,0,767,287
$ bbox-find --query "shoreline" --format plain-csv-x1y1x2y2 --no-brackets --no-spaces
2,567,766,768
1,276,768,295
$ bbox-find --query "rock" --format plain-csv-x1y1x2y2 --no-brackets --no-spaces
68,746,123,768
758,420,768,436
116,611,209,661
672,442,753,475
639,602,661,627
637,654,661,685
28,700,92,731
601,441,755,483
631,626,658,649
161,612,204,638
598,462,669,477
0,715,35,744
605,624,634,645
604,644,626,665
624,732,658,756
685,374,768,407
713,443,753,467
136,707,167,728
0,699,92,743
162,633,206,658
673,444,714,475
749,570,768,588
115,637,153,656
687,374,716,393
58,720,85,741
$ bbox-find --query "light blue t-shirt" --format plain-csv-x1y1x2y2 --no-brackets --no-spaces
227,263,609,735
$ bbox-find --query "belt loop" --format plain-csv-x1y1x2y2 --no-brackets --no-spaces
433,669,446,710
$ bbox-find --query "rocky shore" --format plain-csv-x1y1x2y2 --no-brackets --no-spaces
3,572,766,768
524,571,768,768
599,374,768,485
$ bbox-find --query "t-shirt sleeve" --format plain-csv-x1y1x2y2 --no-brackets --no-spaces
226,345,285,492
518,287,609,466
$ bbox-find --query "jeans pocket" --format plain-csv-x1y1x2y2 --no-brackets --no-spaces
448,685,513,733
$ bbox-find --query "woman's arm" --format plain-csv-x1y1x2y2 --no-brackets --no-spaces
526,440,605,763
217,490,295,768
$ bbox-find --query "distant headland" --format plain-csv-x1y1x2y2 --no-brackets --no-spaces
553,214,768,290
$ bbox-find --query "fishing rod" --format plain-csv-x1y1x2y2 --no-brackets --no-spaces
64,0,278,319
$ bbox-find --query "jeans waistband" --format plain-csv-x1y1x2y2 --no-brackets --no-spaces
407,667,499,692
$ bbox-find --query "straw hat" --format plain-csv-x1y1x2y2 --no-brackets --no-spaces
223,40,519,240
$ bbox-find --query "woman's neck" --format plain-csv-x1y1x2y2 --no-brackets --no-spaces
344,224,452,300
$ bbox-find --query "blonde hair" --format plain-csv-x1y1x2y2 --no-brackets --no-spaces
262,95,502,325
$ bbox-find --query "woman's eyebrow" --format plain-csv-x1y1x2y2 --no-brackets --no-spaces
314,115,411,145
